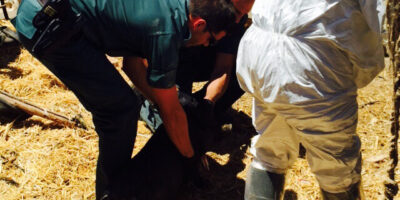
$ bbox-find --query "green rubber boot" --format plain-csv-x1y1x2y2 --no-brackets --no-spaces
244,163,285,200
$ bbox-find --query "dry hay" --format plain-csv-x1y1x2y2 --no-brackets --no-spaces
0,22,396,200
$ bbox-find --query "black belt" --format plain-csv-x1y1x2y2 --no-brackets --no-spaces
31,0,85,56
0,0,9,20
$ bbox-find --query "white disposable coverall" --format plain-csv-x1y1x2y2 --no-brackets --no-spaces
236,0,385,193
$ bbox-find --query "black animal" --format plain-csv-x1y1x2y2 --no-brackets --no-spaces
107,92,216,200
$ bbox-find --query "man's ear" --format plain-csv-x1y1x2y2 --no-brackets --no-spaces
191,17,207,32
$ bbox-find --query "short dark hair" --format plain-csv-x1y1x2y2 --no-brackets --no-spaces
189,0,236,33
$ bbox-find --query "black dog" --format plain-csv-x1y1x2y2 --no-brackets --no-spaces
108,92,216,200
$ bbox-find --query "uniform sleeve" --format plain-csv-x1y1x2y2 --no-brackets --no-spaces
12,0,42,39
146,34,180,88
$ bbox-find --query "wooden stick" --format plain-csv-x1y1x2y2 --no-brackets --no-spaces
0,90,86,129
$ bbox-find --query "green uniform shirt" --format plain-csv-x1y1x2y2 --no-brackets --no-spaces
72,0,191,88
14,0,191,88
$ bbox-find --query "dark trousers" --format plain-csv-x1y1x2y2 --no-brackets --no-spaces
19,33,140,199
176,46,244,114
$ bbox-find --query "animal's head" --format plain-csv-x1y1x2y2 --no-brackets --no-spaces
137,90,217,155
177,91,217,155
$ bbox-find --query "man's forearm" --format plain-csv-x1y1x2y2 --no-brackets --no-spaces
157,100,194,158
204,72,230,103
204,53,234,103
122,57,155,103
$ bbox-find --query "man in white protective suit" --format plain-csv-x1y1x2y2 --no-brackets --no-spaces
236,0,385,199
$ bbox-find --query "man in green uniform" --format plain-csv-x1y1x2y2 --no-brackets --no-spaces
12,0,236,198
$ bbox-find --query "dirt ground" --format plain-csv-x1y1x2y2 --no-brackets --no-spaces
0,38,397,199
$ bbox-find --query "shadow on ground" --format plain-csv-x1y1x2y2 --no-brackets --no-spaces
0,42,23,80
179,109,300,200
0,43,32,125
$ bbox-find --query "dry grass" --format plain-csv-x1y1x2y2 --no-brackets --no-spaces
0,23,396,200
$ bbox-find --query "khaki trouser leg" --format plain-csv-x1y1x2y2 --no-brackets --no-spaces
298,124,362,194
250,98,299,173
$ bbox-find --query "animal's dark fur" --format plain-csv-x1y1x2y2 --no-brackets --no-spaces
108,92,216,200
